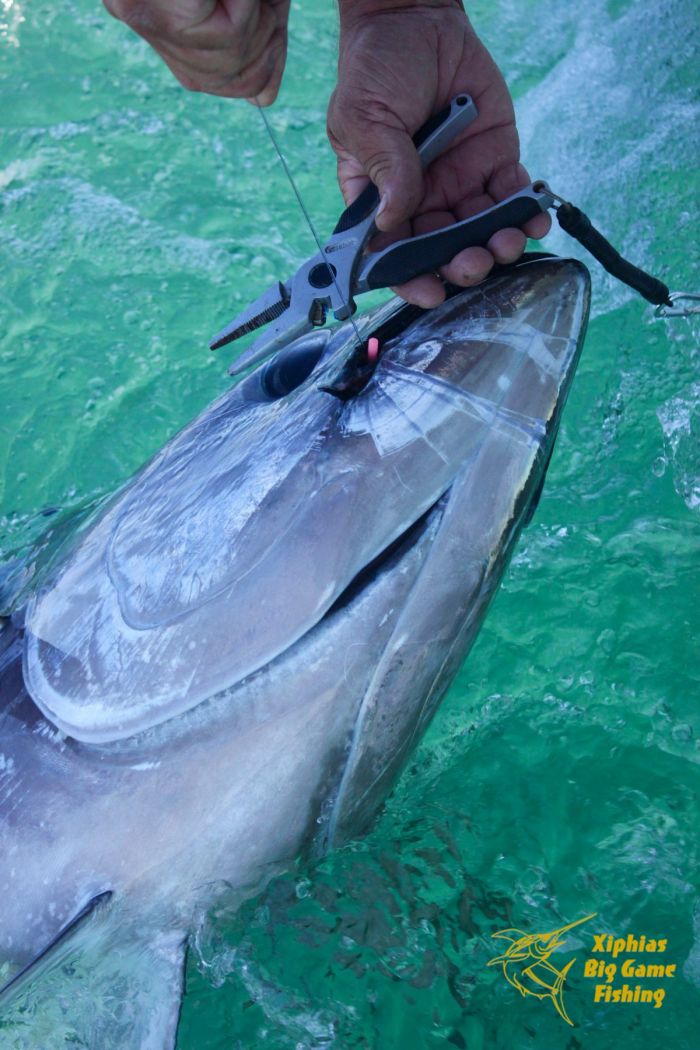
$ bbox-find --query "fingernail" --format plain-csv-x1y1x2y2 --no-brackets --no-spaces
376,192,403,232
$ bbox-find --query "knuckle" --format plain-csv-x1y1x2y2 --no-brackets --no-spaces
362,146,395,175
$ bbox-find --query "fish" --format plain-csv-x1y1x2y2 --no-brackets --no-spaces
0,255,590,1047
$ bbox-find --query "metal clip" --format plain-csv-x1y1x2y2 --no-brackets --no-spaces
532,180,567,210
654,292,700,318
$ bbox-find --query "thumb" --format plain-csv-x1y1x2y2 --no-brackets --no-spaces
345,119,424,232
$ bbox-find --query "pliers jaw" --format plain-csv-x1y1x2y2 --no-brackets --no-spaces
209,280,291,352
221,260,357,377
219,230,371,375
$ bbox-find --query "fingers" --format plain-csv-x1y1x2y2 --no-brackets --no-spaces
370,129,423,233
439,245,494,287
391,274,446,308
103,0,290,102
522,210,552,241
392,220,536,306
435,159,552,289
387,211,491,306
484,227,527,264
154,32,286,101
392,230,531,306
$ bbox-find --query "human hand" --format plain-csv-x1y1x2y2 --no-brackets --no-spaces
327,0,551,306
103,0,290,104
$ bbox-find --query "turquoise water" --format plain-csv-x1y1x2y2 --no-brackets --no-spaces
1,0,699,1047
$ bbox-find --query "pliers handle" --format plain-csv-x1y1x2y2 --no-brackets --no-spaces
357,181,556,291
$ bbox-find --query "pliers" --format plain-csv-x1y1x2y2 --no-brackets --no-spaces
210,94,559,375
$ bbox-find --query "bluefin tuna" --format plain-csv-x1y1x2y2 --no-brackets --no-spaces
0,255,590,1047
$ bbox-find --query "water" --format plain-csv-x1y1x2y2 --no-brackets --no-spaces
0,0,698,1046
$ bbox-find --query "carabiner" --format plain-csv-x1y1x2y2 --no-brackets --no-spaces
654,292,700,318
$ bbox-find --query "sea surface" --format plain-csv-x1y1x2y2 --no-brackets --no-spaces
0,0,699,1047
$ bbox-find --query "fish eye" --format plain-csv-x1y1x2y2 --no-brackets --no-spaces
260,331,330,399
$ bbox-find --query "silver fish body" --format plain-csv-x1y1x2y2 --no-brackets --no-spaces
0,256,589,1046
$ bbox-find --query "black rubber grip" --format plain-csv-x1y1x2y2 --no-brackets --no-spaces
332,103,455,236
333,182,381,235
364,195,542,289
556,203,671,306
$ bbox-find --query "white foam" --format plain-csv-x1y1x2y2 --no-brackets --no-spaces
515,0,700,318
657,382,700,511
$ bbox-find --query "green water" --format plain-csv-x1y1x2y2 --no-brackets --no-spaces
1,0,699,1047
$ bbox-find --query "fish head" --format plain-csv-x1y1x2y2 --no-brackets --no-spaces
21,256,590,745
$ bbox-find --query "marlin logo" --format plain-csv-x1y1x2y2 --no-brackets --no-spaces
488,912,597,1025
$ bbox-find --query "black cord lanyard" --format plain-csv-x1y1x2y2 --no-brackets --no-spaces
550,192,699,318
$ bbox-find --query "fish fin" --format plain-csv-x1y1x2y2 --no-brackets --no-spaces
137,931,189,1050
0,890,113,1003
551,957,577,1026
0,904,187,1050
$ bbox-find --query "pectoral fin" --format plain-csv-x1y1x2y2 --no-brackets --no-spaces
0,890,113,1003
0,898,187,1050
